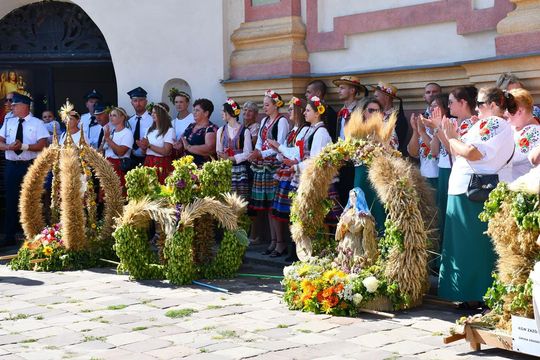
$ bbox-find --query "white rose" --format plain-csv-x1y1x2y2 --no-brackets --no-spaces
34,234,42,241
352,293,363,305
362,276,379,293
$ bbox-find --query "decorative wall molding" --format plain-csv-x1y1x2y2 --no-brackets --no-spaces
244,0,300,22
306,0,514,52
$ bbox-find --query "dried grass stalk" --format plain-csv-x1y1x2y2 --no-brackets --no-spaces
179,197,239,231
60,147,86,250
345,110,397,146
82,145,123,242
19,146,58,240
117,197,177,239
369,154,429,303
291,157,340,259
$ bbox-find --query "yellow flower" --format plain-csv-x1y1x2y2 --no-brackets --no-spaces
43,246,53,256
90,201,96,206
22,241,29,249
91,223,97,229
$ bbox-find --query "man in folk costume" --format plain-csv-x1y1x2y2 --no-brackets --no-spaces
126,87,152,167
372,81,408,155
80,89,103,132
333,75,368,206
0,93,48,247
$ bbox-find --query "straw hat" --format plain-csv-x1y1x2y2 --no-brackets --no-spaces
332,76,367,93
370,81,398,98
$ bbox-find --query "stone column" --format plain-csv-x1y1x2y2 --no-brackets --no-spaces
496,0,540,55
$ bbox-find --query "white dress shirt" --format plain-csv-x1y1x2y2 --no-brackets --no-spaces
0,114,49,161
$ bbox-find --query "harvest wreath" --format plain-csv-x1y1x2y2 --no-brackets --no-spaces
283,111,436,314
113,156,249,284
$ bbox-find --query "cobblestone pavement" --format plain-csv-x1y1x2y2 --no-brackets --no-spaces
0,265,537,360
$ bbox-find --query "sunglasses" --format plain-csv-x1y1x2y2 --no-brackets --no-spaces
367,108,380,113
476,101,486,107
5,98,13,102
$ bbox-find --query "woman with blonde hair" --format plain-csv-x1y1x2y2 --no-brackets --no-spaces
102,107,133,189
137,102,175,183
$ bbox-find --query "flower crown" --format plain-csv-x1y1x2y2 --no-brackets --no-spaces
265,89,284,108
310,96,326,115
377,82,396,96
153,103,168,113
226,98,241,116
289,96,302,107
168,87,191,103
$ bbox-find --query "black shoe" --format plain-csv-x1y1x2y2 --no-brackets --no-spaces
269,249,287,258
261,248,274,255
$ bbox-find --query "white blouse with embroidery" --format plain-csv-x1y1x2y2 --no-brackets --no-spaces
438,118,473,169
448,116,514,195
512,124,540,181
418,127,439,178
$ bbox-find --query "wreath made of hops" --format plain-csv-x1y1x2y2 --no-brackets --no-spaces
113,194,248,284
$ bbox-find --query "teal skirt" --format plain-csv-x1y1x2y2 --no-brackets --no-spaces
437,168,451,242
353,165,386,235
438,194,496,302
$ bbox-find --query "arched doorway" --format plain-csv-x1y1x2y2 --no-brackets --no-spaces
0,1,117,239
0,1,117,118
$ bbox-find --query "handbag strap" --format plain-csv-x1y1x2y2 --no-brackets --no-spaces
467,145,515,175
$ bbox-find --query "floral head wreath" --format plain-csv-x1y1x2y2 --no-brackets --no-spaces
168,87,191,103
310,96,326,115
226,98,241,116
153,103,168,113
265,89,284,108
289,96,302,107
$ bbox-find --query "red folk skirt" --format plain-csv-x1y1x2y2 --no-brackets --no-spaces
144,155,173,184
107,158,126,190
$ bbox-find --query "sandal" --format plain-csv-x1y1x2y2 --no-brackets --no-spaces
261,241,276,255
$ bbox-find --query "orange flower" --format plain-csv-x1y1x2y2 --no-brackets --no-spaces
519,138,530,148
335,283,344,293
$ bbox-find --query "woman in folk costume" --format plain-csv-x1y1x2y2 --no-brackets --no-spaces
137,102,175,184
438,87,515,306
424,86,478,239
267,97,309,259
293,96,341,225
506,88,540,181
247,90,289,255
216,98,253,200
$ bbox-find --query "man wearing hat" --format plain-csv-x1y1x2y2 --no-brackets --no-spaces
333,76,367,207
333,76,367,140
0,93,48,247
80,89,103,132
372,81,408,155
85,103,109,150
127,87,152,166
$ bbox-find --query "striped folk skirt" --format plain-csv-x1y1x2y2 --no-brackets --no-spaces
249,159,279,211
144,155,173,184
231,163,251,201
272,164,296,222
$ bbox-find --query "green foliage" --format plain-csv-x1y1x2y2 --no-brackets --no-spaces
164,228,195,285
166,156,199,204
479,182,510,222
113,225,165,280
199,160,232,198
201,229,247,279
125,166,161,201
379,219,404,260
484,273,533,316
511,192,540,230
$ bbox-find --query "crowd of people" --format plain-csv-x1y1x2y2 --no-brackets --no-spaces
0,71,539,308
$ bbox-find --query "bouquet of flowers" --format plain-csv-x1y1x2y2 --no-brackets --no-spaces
282,257,408,315
10,224,67,271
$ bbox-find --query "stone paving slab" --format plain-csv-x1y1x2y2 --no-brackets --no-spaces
1,265,538,360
